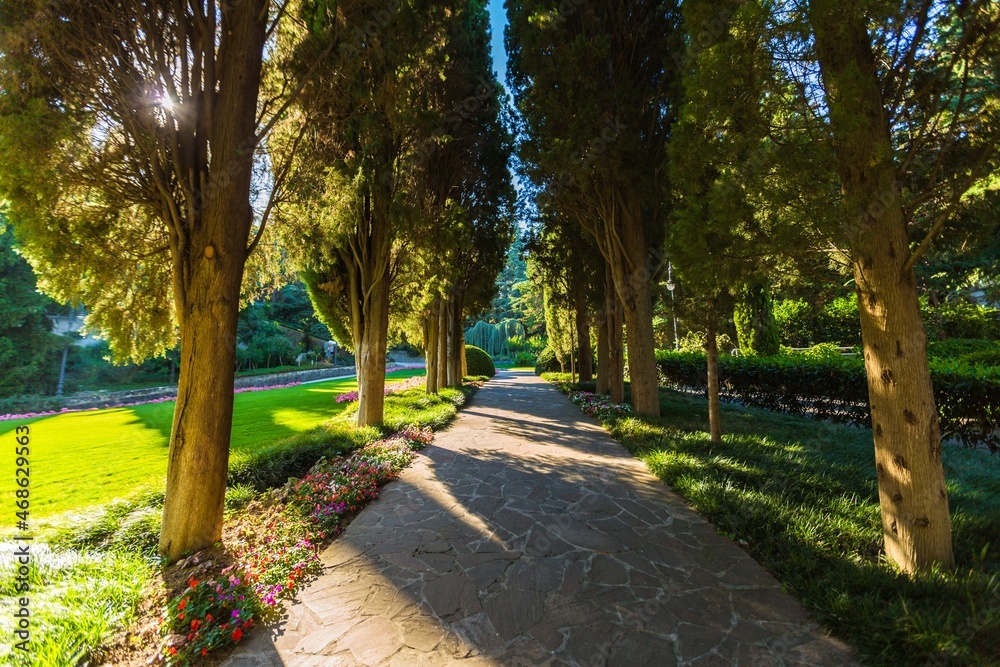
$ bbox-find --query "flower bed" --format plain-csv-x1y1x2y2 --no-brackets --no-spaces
569,391,633,421
158,426,433,663
335,375,425,403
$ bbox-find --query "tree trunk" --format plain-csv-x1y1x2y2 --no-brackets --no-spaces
448,292,464,385
605,264,625,404
607,197,659,417
810,0,953,572
159,0,267,562
356,271,389,427
425,299,439,394
437,296,449,389
596,312,610,394
706,297,722,445
574,277,593,383
569,309,577,384
460,337,467,378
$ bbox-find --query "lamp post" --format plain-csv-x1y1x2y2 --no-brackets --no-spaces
666,263,679,350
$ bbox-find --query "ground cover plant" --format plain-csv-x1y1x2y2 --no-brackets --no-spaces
546,374,1000,666
0,369,423,521
0,374,479,665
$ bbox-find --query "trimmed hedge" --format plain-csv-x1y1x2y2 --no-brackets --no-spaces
465,345,496,377
655,349,1000,452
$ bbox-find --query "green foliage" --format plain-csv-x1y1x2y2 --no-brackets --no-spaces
655,349,1000,452
236,306,299,371
924,301,1000,341
776,295,1000,348
464,345,495,377
534,347,561,375
0,222,60,397
0,547,152,666
465,320,498,356
576,387,1000,666
733,277,780,356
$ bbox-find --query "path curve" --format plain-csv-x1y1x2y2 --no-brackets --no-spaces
223,370,854,666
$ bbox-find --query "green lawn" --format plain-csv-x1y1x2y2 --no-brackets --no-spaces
0,368,423,521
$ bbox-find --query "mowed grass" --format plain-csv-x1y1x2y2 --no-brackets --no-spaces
0,368,424,520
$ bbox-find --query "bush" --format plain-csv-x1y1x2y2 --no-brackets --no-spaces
534,347,561,375
464,345,495,377
923,301,1000,340
655,349,1000,452
927,339,999,359
512,351,535,367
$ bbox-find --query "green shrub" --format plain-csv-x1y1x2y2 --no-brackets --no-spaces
512,351,535,366
534,347,561,375
464,345,495,377
927,339,999,359
773,299,816,347
655,349,1000,452
924,301,1000,340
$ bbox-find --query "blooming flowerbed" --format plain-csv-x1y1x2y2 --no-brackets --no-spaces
158,426,434,663
569,391,633,421
335,375,425,403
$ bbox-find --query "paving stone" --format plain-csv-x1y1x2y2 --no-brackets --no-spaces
339,617,403,665
482,587,546,639
606,630,679,667
240,371,856,666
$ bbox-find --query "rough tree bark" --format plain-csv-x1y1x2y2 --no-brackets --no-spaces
706,297,722,445
425,299,439,394
574,274,593,383
437,296,449,388
355,272,389,427
615,200,659,416
810,0,953,572
604,264,625,404
447,291,464,385
159,0,268,561
596,316,610,394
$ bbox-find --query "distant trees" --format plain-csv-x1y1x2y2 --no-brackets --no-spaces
0,221,59,397
276,0,512,418
507,0,682,416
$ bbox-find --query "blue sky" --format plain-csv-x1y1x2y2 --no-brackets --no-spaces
487,0,508,86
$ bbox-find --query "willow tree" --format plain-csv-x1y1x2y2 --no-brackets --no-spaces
0,0,298,560
507,0,681,416
800,0,1000,573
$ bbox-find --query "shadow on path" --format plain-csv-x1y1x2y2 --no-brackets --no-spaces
223,370,855,667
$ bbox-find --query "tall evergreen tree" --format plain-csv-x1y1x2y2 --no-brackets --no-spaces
0,0,289,560
507,0,682,416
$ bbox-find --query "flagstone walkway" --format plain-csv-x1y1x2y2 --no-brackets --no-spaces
223,370,854,666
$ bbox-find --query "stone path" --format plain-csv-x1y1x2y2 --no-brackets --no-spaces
223,371,854,666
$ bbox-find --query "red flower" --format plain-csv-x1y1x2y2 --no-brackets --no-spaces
168,647,178,656
206,613,213,622
191,618,201,631
178,598,187,610
232,628,244,642
188,577,199,589
201,649,208,656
